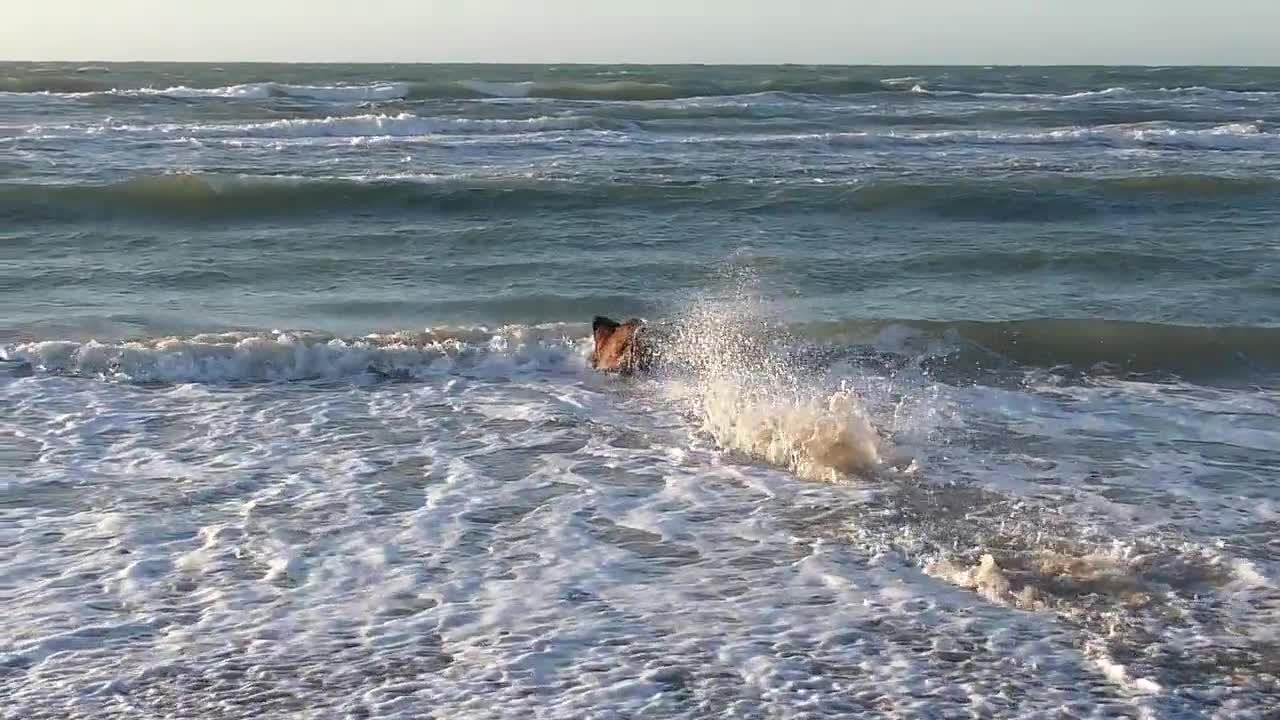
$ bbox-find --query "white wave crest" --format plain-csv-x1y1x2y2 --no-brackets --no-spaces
25,112,602,141
217,113,596,138
1114,120,1272,149
3,325,592,384
909,85,1280,102
908,86,1131,101
121,82,411,101
667,121,1277,151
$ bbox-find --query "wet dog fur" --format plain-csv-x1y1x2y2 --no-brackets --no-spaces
590,316,658,374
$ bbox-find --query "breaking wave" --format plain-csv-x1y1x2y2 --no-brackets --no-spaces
8,316,1275,386
2,325,591,384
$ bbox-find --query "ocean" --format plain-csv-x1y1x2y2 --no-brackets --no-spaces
2,63,1279,718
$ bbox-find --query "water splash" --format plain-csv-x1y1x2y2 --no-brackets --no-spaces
655,273,883,481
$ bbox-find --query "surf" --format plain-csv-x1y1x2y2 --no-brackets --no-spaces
2,325,591,384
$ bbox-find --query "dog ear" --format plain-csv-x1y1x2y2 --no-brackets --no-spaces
593,316,621,346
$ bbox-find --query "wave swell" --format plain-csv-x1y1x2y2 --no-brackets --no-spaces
9,75,1280,104
1,77,896,102
805,318,1280,380
5,172,1277,223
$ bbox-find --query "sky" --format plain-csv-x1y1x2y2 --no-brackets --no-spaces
6,0,1280,65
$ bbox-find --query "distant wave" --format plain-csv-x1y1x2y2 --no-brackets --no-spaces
9,74,1280,106
17,114,1276,152
0,77,899,102
0,80,412,101
685,122,1278,151
68,112,616,139
5,172,1278,223
910,85,1133,100
144,82,413,101
909,85,1280,102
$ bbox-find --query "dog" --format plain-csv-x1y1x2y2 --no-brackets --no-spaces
590,316,659,374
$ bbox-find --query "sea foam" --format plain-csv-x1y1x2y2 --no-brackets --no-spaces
3,325,590,384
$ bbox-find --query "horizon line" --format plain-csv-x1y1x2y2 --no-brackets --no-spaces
3,59,1279,69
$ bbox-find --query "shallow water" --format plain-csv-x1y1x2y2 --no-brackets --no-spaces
3,63,1279,718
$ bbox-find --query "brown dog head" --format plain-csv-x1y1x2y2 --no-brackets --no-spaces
590,316,653,373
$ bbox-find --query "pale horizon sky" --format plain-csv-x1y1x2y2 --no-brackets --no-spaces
6,1,1280,66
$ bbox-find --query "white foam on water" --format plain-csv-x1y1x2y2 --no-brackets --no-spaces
1,82,413,102
3,325,591,384
1089,650,1165,696
2,358,1156,719
666,122,1280,151
133,83,275,99
919,540,1280,699
845,372,1280,704
4,316,1279,716
18,113,1277,154
910,85,1280,102
923,551,1175,694
206,113,597,138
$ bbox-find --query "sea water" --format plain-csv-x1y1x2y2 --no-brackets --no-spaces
3,63,1279,718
